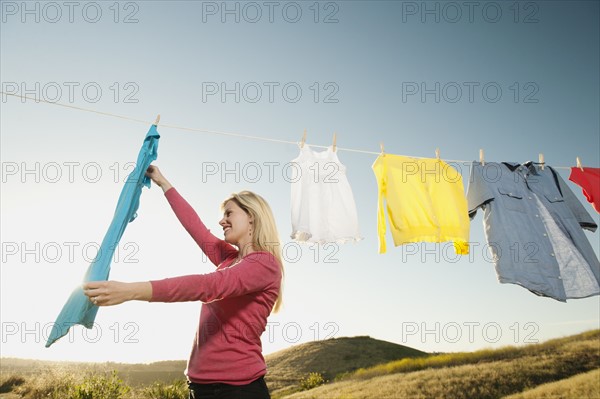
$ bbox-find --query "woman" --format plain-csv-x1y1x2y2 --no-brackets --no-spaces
83,165,283,399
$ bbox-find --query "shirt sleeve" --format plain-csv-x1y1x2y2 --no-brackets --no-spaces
466,161,496,218
149,252,281,303
165,188,238,266
570,167,600,214
552,168,598,232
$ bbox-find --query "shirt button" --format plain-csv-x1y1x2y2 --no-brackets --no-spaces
543,233,547,237
558,276,562,280
550,253,555,257
528,197,533,200
535,214,539,218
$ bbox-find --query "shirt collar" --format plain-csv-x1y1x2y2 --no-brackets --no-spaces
501,161,541,174
501,162,521,171
523,161,540,175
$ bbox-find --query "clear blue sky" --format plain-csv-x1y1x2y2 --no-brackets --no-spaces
1,1,599,363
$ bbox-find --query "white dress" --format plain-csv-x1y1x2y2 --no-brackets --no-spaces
290,144,362,244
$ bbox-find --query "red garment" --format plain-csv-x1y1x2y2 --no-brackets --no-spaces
569,167,600,214
150,188,281,385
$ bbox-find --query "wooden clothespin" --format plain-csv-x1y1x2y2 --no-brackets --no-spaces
479,149,485,165
300,129,307,148
576,156,584,172
332,132,337,152
435,148,440,160
539,153,545,170
380,142,385,155
154,114,160,126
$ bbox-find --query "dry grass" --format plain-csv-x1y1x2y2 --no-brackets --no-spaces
0,369,187,399
7,368,78,399
504,368,600,399
284,331,600,399
344,330,600,382
0,359,185,389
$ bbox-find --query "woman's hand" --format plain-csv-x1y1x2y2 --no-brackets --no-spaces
83,281,152,306
146,165,172,193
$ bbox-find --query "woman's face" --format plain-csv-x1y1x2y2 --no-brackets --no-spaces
219,200,252,247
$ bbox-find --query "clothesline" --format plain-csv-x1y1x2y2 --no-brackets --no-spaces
2,91,594,170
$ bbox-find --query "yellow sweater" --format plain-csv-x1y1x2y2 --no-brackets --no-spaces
372,154,470,254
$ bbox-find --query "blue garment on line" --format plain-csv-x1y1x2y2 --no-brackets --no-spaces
46,125,160,347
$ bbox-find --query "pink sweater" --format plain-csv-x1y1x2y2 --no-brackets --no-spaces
150,188,282,385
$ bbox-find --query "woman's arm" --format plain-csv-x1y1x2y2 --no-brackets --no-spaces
164,188,238,265
149,252,281,303
83,253,280,306
83,281,152,306
146,165,237,266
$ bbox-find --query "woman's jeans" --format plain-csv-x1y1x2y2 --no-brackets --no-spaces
188,376,270,399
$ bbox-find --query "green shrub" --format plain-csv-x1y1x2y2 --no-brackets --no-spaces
140,379,188,399
333,371,352,382
70,370,130,399
0,374,26,393
299,372,327,391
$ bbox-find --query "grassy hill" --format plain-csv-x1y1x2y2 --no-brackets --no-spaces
1,330,599,399
264,336,428,397
282,330,600,399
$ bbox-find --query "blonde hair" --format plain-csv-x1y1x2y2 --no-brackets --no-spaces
221,191,284,313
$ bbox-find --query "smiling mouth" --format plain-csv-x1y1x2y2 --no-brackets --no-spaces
223,227,231,234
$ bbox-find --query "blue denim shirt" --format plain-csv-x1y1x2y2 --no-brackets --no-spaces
46,125,160,347
467,161,599,302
